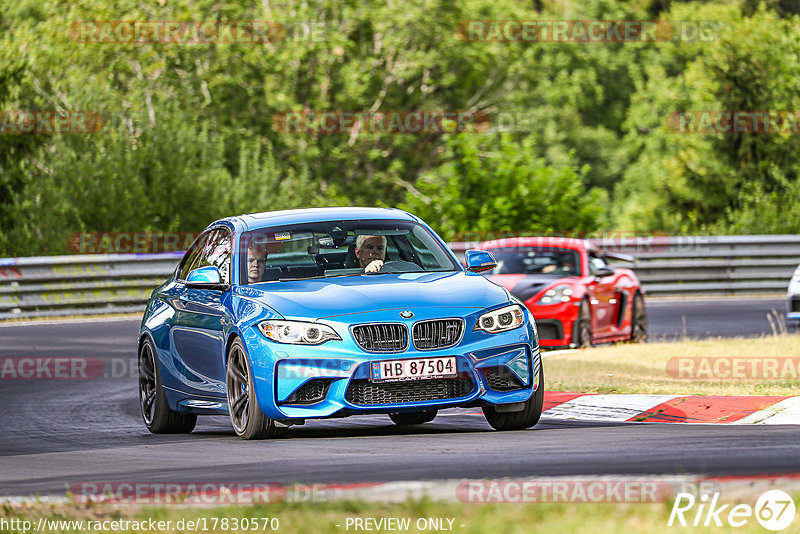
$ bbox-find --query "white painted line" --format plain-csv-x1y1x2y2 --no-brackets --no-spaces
544,394,679,422
541,349,580,357
734,397,800,425
0,496,69,504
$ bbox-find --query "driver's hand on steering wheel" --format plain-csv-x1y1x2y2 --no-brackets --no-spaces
364,259,384,273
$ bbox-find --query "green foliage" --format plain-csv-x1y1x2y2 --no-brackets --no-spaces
401,133,606,240
616,3,800,233
1,0,800,257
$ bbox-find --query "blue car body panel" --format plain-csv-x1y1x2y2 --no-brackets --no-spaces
139,208,541,421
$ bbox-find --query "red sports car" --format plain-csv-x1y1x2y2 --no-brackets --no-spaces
478,237,647,348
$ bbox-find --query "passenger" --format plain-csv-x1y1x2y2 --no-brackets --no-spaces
246,242,268,283
559,255,577,275
355,235,387,273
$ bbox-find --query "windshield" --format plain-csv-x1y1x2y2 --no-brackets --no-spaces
485,247,581,276
240,220,459,283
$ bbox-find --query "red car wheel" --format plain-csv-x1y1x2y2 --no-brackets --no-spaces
573,299,593,347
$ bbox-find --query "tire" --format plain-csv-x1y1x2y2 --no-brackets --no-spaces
389,410,438,425
482,364,544,431
629,292,647,342
226,338,285,440
138,338,197,434
573,299,593,348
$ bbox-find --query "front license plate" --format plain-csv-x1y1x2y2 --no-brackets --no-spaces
370,356,457,382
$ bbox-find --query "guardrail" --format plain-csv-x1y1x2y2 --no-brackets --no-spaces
0,254,181,320
1,235,797,320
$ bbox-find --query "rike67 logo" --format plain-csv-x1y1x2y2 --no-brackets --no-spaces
669,490,796,530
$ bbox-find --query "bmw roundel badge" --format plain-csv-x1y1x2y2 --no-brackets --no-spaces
399,310,414,318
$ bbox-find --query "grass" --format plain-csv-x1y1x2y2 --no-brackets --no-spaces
545,334,800,396
2,497,794,534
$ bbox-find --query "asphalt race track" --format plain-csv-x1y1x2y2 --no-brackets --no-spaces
1,297,798,498
646,297,796,340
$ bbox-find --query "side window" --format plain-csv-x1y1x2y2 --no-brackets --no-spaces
588,253,608,276
198,229,232,283
178,232,210,280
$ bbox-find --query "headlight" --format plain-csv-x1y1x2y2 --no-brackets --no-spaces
474,304,525,333
537,284,574,305
257,320,341,345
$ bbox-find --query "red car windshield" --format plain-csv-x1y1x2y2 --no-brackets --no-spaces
485,247,581,276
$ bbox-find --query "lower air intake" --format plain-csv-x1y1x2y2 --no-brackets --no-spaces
345,374,474,405
484,366,525,391
283,379,331,404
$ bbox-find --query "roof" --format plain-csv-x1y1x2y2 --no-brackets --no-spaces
480,236,595,252
212,207,419,231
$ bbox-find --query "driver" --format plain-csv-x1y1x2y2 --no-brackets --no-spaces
542,254,576,275
355,235,387,273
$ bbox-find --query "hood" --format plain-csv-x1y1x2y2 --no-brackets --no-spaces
236,271,509,319
486,274,564,303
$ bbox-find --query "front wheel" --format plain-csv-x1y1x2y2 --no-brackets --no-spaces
226,338,285,440
483,364,544,431
138,338,197,434
389,410,437,425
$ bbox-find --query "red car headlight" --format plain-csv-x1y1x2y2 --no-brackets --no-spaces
536,285,574,305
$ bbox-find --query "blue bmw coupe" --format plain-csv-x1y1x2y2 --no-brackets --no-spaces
138,207,543,439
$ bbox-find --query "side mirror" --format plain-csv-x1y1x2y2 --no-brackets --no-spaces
186,266,229,291
593,266,615,278
465,250,497,273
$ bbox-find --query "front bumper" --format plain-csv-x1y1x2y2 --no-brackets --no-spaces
524,299,581,347
239,312,540,421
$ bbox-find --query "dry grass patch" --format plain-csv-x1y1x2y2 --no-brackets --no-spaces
544,334,800,396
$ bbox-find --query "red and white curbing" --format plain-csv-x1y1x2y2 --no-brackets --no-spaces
543,392,800,424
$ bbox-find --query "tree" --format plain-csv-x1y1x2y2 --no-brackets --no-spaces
401,133,605,241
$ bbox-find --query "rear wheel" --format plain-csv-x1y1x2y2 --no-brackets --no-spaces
389,410,438,426
629,292,647,342
573,299,593,348
483,364,544,431
226,338,285,440
138,338,197,434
